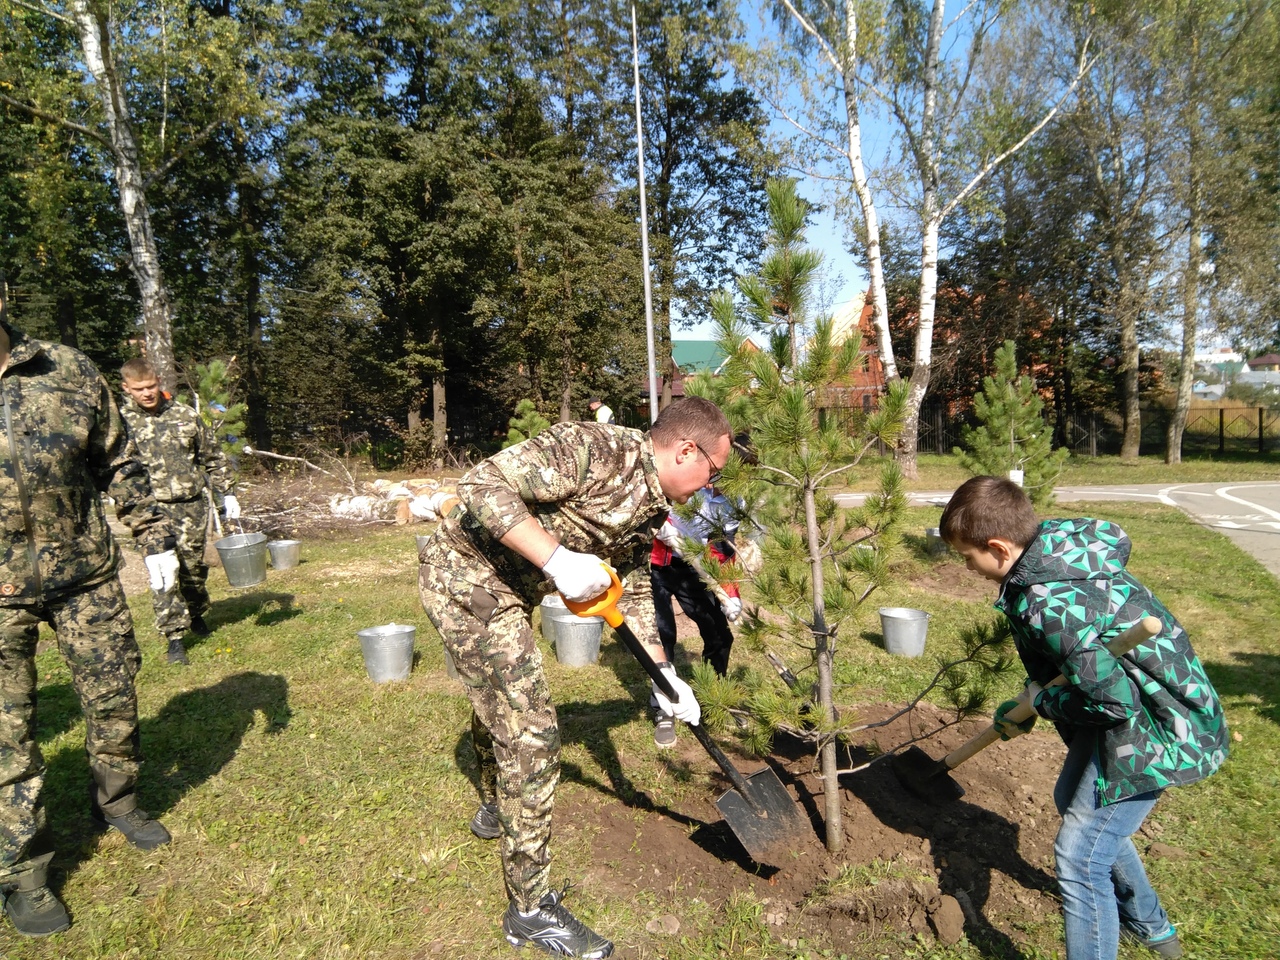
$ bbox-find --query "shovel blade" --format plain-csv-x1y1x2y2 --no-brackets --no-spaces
890,745,966,803
714,766,811,865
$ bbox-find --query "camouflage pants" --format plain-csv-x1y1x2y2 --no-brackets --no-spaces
419,561,558,912
0,577,143,874
152,497,211,639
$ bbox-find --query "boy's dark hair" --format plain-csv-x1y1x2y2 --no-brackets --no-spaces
120,357,156,381
649,396,730,450
939,476,1040,548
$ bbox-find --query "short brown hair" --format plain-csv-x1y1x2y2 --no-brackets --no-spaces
939,476,1040,548
120,358,156,381
649,396,730,450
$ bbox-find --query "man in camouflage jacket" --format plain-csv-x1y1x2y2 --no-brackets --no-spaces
0,320,177,936
119,358,240,665
418,396,731,959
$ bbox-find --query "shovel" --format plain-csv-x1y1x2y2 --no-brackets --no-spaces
892,615,1162,803
563,570,811,865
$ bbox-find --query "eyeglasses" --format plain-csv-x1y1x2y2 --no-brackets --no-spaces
693,441,723,486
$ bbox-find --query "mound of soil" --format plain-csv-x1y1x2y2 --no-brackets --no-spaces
560,601,1077,957
565,701,1068,956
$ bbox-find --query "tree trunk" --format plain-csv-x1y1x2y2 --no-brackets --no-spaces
240,174,273,452
1166,22,1202,466
55,293,79,348
840,2,894,389
804,480,842,853
70,0,179,392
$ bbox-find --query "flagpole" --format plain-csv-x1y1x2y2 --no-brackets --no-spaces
632,4,659,423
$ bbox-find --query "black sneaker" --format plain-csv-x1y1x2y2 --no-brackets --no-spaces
166,636,188,665
92,807,171,851
653,711,676,749
1122,928,1183,959
4,886,70,937
502,888,613,958
189,615,212,637
470,803,501,840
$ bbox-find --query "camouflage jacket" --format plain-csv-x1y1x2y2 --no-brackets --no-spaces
120,394,233,504
421,422,670,647
0,324,173,605
996,518,1229,804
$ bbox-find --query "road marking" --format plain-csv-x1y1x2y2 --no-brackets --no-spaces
1216,486,1280,523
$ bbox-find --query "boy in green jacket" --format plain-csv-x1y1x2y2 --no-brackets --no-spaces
940,476,1228,960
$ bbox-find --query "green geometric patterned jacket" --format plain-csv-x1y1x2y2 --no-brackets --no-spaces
0,323,173,604
995,518,1229,804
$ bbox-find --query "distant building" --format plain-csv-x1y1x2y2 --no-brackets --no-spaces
1247,353,1280,372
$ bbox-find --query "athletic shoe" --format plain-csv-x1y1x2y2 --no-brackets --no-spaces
1122,928,1184,959
502,888,613,958
166,636,189,665
653,711,676,749
4,886,70,937
92,807,172,851
470,803,501,840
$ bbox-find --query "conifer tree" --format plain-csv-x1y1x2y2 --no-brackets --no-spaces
186,360,247,458
686,178,909,852
503,399,551,449
955,340,1068,506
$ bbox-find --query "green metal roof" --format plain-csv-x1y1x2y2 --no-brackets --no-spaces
672,339,727,373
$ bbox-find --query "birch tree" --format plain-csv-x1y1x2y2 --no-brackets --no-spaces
739,0,1095,477
0,0,260,391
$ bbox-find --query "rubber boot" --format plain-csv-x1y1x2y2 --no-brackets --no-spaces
3,853,70,937
167,635,189,665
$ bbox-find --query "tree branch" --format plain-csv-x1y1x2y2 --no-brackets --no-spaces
143,117,226,190
10,0,73,24
0,92,113,150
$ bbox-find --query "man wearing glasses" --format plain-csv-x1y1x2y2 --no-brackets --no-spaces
417,396,731,959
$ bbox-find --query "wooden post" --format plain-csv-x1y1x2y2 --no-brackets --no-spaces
1260,407,1265,454
1219,408,1225,454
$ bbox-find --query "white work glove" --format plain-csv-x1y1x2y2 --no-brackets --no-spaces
541,545,613,602
656,519,683,555
222,495,242,520
652,663,700,726
144,550,180,592
720,596,742,622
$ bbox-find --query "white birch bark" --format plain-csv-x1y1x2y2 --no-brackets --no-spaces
69,0,179,391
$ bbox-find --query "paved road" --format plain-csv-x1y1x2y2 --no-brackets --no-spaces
833,482,1280,582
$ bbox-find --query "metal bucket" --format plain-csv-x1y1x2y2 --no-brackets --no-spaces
358,623,416,683
214,533,269,587
539,594,566,645
925,527,947,556
879,607,930,657
541,598,604,667
267,539,301,569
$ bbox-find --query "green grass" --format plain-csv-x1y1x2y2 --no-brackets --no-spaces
838,451,1280,491
5,502,1277,959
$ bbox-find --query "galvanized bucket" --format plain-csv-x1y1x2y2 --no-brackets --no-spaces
540,595,603,667
879,607,930,657
213,533,269,588
358,623,416,683
267,539,301,569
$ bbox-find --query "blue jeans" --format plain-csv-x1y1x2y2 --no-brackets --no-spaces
1053,733,1176,960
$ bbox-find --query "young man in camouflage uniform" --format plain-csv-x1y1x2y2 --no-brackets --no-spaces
119,358,240,665
0,320,178,937
418,396,731,959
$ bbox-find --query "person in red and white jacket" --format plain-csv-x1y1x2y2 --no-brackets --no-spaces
648,484,743,747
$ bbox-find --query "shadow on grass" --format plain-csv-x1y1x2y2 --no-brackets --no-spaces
207,591,300,630
41,671,291,886
1205,651,1280,726
840,743,1057,960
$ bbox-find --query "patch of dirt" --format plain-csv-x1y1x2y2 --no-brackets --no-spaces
564,603,1063,956
561,702,1065,957
911,559,1000,604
